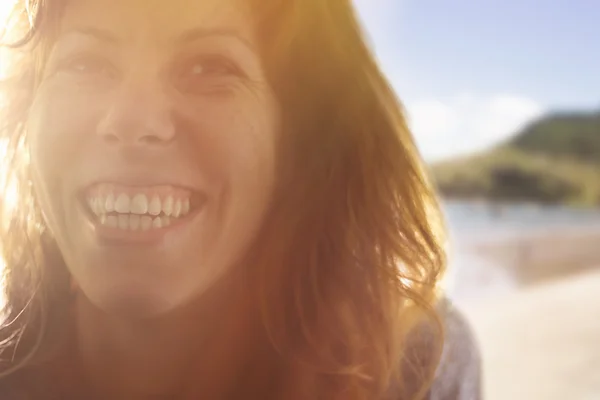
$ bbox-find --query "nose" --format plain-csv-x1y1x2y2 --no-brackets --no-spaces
96,84,176,146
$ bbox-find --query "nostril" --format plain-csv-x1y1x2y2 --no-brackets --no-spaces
100,131,169,146
97,115,175,145
103,133,120,144
140,135,164,145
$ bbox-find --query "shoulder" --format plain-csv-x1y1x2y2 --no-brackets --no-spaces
400,297,482,400
430,298,482,400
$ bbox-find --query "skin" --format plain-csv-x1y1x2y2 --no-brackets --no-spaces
27,0,279,397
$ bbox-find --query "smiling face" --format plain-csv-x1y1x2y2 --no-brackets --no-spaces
27,0,279,317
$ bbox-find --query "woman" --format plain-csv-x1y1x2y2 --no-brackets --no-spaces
0,0,480,399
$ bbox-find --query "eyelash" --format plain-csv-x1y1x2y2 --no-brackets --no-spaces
174,55,244,94
57,53,243,85
178,55,242,77
58,53,116,78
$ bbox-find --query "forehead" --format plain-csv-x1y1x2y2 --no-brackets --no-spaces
60,0,255,43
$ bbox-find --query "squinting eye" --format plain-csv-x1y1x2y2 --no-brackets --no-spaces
175,56,242,94
191,56,239,76
60,55,115,78
184,56,240,78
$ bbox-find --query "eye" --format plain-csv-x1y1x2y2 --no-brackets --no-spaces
59,54,116,79
185,55,240,77
175,55,243,94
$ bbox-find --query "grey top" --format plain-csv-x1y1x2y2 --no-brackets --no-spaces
430,299,482,400
416,298,483,400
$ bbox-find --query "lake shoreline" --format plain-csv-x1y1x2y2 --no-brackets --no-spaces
444,203,600,305
459,225,600,286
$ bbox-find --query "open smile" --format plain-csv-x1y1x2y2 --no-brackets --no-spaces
80,183,206,243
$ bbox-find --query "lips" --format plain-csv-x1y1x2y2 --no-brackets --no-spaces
83,183,203,232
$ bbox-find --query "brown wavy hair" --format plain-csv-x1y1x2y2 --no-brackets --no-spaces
0,1,447,399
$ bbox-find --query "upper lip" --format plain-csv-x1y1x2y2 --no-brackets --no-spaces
79,175,204,193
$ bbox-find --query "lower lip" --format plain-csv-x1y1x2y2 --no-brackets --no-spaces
83,208,201,245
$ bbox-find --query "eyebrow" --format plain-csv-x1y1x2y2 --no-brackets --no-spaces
59,26,254,49
177,27,254,50
60,26,120,44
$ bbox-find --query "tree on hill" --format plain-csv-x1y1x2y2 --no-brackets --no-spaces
430,109,600,207
509,111,600,162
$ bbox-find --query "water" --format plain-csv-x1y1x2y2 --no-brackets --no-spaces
444,201,600,237
442,201,600,305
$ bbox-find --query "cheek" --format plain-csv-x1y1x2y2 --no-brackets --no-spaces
182,93,279,262
28,93,66,211
189,92,279,190
29,85,93,175
227,115,275,186
27,86,98,231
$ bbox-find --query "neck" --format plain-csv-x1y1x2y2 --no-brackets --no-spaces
73,278,262,399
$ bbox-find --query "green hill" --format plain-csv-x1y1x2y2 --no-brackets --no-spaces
430,110,600,207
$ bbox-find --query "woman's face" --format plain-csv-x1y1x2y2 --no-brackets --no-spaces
27,0,279,317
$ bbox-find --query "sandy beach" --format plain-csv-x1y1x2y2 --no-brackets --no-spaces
448,224,600,400
461,270,600,400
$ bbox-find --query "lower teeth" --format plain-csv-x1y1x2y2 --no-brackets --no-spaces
100,214,172,230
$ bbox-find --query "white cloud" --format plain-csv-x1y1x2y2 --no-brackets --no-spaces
351,2,546,162
406,94,544,161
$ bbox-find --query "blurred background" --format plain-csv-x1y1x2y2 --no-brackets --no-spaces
354,1,600,399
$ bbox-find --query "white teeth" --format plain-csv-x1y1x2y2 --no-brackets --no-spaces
148,196,161,216
88,198,100,216
114,193,130,213
94,198,102,215
118,214,129,230
173,200,182,218
141,216,152,231
100,213,173,231
130,194,148,215
106,215,118,228
89,189,193,228
163,196,173,216
129,214,140,231
105,193,115,213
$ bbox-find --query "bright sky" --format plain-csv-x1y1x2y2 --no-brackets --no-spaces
354,0,600,161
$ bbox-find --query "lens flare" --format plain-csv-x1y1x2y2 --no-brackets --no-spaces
0,138,18,309
0,1,17,25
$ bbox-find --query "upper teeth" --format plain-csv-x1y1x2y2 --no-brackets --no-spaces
88,192,191,218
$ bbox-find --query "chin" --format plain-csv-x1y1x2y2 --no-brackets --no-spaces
86,286,176,319
74,254,222,320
